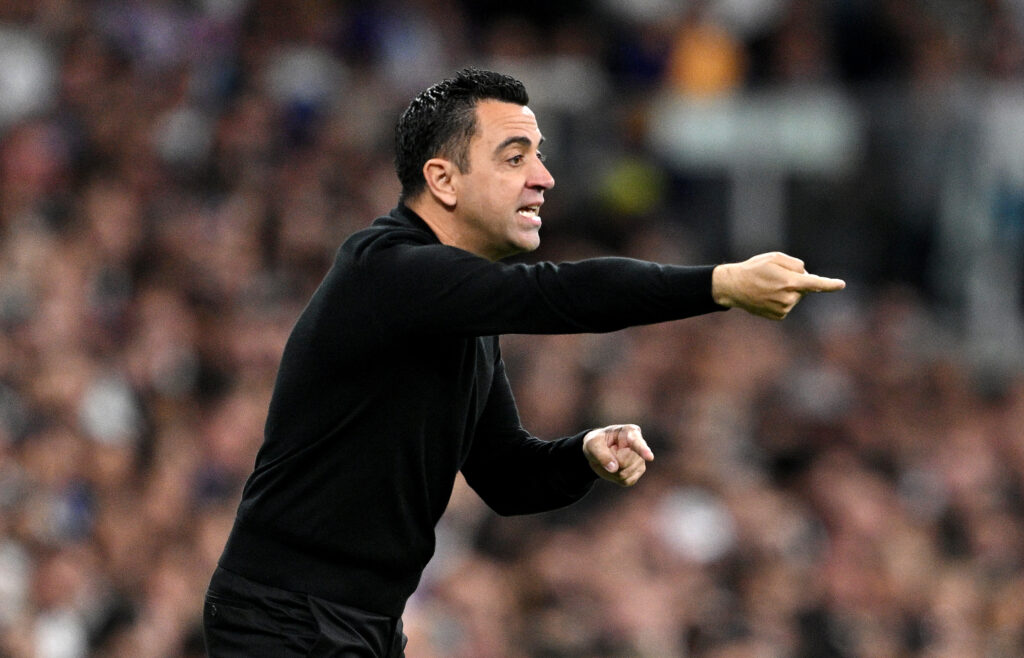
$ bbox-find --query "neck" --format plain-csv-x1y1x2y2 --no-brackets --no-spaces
406,196,456,244
405,195,494,260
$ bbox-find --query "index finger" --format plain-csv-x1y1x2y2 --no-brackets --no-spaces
793,273,846,293
621,426,654,462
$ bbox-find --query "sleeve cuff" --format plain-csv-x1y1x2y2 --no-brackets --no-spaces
552,431,600,492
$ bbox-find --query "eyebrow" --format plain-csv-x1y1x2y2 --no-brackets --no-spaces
494,135,545,154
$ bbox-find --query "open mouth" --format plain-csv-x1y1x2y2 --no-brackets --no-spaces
517,206,541,223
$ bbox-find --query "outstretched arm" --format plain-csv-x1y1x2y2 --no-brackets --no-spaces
712,252,845,320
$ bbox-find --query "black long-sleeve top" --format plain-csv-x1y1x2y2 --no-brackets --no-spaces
218,204,726,616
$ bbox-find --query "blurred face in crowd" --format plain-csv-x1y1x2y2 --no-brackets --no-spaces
447,100,555,261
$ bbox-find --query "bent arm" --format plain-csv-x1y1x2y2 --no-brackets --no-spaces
460,359,597,516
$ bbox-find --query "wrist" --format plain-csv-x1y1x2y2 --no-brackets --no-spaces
711,264,734,308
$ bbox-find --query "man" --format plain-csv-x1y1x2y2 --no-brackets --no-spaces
203,68,844,656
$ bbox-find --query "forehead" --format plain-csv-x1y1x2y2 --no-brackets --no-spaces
473,100,542,146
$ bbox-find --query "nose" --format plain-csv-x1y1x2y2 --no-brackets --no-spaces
529,158,555,191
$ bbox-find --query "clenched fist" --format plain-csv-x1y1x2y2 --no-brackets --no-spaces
583,424,654,487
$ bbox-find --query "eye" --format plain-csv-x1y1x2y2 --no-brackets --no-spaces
537,151,546,163
508,154,524,166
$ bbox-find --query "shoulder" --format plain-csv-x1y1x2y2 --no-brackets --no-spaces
339,207,441,262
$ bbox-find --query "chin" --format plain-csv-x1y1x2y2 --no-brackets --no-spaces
517,236,541,255
493,240,539,261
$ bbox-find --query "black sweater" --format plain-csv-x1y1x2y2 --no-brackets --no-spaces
218,204,725,616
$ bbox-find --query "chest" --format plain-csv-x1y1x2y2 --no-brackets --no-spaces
400,334,496,410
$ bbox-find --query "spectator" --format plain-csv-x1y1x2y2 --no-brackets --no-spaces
0,1,1021,656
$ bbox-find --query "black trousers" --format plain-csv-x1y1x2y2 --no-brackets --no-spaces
203,567,407,658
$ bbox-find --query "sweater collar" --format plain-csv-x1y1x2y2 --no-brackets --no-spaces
374,204,441,244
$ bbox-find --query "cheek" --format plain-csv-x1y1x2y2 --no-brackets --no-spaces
476,188,513,215
496,178,527,207
461,171,521,214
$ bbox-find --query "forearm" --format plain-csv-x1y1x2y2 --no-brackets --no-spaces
508,258,725,333
461,431,598,516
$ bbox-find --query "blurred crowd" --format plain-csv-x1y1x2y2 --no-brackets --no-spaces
0,0,1023,656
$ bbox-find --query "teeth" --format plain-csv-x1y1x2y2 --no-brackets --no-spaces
518,207,538,217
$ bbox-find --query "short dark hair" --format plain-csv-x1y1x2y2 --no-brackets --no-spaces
394,68,529,201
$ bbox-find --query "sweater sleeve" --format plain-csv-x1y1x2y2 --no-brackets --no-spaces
460,356,598,516
357,236,725,338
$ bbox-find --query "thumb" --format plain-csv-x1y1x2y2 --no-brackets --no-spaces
583,430,619,472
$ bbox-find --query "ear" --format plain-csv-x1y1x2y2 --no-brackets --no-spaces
422,158,458,207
